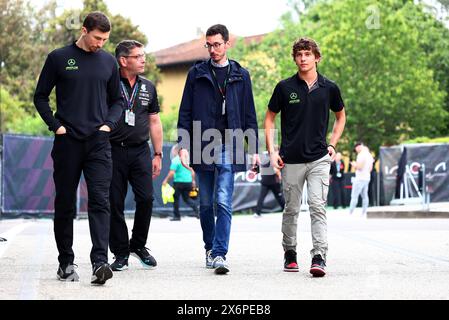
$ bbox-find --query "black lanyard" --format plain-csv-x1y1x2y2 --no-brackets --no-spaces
120,80,139,111
210,64,231,99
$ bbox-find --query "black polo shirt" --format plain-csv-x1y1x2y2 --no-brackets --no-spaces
109,74,160,145
268,73,344,164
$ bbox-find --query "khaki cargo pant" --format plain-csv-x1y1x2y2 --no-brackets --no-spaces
281,154,331,260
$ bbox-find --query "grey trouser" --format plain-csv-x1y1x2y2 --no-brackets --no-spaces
281,154,331,260
349,179,370,214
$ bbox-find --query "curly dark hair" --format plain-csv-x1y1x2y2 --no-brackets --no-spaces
291,37,321,60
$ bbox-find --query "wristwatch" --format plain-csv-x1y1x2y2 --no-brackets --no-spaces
154,152,163,158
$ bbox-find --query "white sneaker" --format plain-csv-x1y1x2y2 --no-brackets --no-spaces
205,250,213,269
212,256,229,275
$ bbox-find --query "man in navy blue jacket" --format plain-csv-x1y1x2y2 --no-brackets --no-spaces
177,24,259,275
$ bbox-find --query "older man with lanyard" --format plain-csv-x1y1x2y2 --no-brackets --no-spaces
108,40,163,272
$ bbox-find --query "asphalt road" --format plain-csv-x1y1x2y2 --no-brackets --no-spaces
1,209,449,300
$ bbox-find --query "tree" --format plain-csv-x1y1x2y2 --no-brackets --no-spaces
234,0,449,154
0,0,50,112
0,0,160,136
302,0,448,152
409,1,449,131
239,50,281,125
42,0,160,83
159,104,179,142
0,88,47,134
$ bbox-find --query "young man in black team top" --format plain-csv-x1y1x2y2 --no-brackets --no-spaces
265,37,346,277
34,12,124,285
108,40,163,271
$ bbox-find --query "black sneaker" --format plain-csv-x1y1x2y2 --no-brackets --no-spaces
91,263,113,285
57,263,79,282
284,249,299,272
170,217,181,221
110,256,129,271
310,254,326,277
130,247,157,269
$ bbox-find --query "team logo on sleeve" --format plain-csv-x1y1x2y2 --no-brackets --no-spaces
289,92,300,104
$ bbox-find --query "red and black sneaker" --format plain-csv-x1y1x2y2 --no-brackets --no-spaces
310,254,326,277
284,249,299,272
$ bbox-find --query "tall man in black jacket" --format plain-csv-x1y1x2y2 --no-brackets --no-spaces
34,12,124,285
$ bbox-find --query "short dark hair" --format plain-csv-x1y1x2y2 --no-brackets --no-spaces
206,24,229,42
115,40,144,61
354,142,364,152
292,37,321,59
83,11,111,33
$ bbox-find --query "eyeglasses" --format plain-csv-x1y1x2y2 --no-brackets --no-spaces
204,42,225,50
123,54,146,61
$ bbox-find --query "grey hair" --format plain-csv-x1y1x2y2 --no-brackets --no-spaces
115,40,144,61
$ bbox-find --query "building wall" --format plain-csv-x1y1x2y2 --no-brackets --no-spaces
157,64,189,113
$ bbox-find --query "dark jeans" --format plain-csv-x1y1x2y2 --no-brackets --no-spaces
173,182,198,219
51,131,112,266
330,178,346,209
255,183,285,215
109,142,153,257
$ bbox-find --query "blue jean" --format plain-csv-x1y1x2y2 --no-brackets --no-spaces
349,179,370,214
197,145,234,259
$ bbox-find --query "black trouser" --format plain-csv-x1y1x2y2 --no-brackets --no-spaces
173,182,199,219
255,183,285,215
109,142,153,257
51,131,112,266
330,178,346,209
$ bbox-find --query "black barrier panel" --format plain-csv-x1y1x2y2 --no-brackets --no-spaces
233,171,282,213
327,172,379,209
1,133,386,217
0,134,273,217
379,143,449,205
0,134,178,217
1,134,55,216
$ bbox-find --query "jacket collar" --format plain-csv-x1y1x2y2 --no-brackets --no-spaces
194,59,243,81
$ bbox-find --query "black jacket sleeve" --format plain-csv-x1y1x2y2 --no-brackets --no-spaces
243,70,259,154
33,54,62,132
177,68,195,151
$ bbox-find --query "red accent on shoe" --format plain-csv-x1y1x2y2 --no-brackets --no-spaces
310,264,326,277
284,262,299,272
